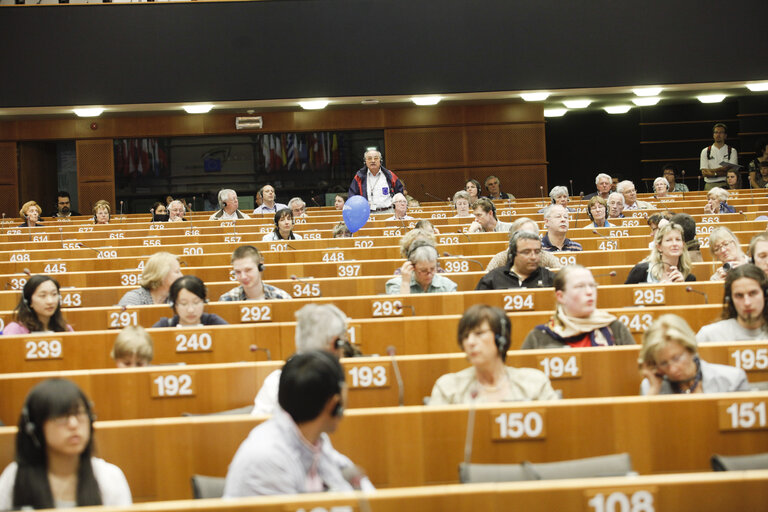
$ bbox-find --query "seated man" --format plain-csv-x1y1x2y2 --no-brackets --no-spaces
468,198,511,233
167,200,187,222
617,180,654,210
386,193,415,221
219,245,291,301
224,351,373,496
209,188,251,220
476,231,555,289
253,185,288,215
287,197,307,218
484,175,515,200
584,173,612,200
607,192,625,219
51,191,81,218
541,204,582,252
385,242,457,294
696,264,768,342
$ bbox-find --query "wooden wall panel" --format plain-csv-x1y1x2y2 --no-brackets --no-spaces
386,127,465,169
0,143,18,218
465,124,546,164
76,139,115,213
18,142,58,216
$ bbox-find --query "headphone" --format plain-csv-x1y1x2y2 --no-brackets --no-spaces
508,231,522,265
241,246,265,272
406,240,439,263
309,351,345,417
20,405,40,448
492,308,511,359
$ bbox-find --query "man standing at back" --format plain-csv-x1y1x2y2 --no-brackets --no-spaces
701,123,738,191
348,149,403,213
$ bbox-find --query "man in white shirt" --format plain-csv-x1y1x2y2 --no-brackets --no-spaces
348,149,404,213
387,193,415,221
209,189,251,220
254,185,288,215
617,180,654,210
697,264,768,342
700,123,739,191
607,192,625,219
168,200,186,222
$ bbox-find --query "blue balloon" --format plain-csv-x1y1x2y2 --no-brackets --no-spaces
342,196,370,233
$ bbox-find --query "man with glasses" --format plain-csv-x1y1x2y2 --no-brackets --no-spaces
476,231,554,289
617,180,653,210
348,149,403,213
709,227,750,281
696,264,768,342
51,191,81,218
484,175,515,200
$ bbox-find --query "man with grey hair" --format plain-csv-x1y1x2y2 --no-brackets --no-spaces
348,149,403,213
209,188,251,220
617,180,654,210
253,184,288,215
584,173,612,200
287,197,307,218
386,193,415,221
168,200,187,222
252,304,351,415
476,230,554,289
607,192,625,219
484,175,515,200
386,242,457,294
541,204,582,252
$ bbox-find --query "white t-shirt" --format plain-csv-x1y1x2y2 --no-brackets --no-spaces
261,232,303,241
367,170,392,210
700,144,738,183
696,318,768,343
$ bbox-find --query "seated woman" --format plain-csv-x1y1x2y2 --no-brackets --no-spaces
93,200,111,224
539,186,576,213
111,326,154,367
625,223,696,284
152,276,227,327
117,251,183,306
485,217,559,272
724,169,742,191
386,242,456,294
0,379,132,509
261,209,303,241
18,201,44,227
709,226,749,281
386,193,415,221
465,179,482,205
522,265,634,349
151,202,168,221
652,177,677,198
429,304,558,404
703,187,736,214
3,275,73,335
334,194,345,210
452,190,473,218
586,196,613,228
332,221,352,238
413,219,439,234
638,314,749,394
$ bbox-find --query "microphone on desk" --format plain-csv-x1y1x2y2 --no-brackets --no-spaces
150,208,155,224
455,231,473,243
119,201,124,222
1,213,5,233
685,286,709,304
59,227,64,247
394,303,416,316
569,179,574,197
77,242,101,255
593,271,617,280
539,186,547,208
681,170,686,201
249,344,272,361
442,252,483,270
386,345,405,407
22,268,31,277
591,229,614,241
459,385,480,482
232,218,237,236
697,175,702,192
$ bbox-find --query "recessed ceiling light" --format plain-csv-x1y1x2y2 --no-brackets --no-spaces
697,94,726,104
299,100,329,110
632,97,661,106
632,87,663,97
73,108,104,117
562,100,591,109
183,104,213,114
411,96,442,106
746,82,768,92
544,108,568,117
604,105,632,114
360,99,380,105
521,92,551,101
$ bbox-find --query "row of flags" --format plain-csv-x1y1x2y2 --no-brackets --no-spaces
257,132,342,172
115,138,169,177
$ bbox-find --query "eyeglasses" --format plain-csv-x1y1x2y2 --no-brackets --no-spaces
51,409,90,426
656,350,689,370
713,240,735,254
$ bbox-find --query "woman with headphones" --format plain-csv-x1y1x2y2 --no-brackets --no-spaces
586,196,614,228
261,209,303,241
93,200,111,225
152,276,227,327
429,304,557,404
0,379,132,508
18,201,44,228
3,275,73,335
385,241,456,294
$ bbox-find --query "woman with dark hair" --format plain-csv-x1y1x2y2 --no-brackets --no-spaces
3,276,73,335
0,379,131,509
261,209,303,241
724,169,743,190
465,179,482,205
429,304,557,404
152,276,228,327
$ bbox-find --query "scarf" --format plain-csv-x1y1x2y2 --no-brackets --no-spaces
537,305,618,347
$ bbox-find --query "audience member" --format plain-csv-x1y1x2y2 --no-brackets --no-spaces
117,252,182,306
543,186,575,212
724,169,743,190
152,202,167,217
541,205,582,252
51,191,81,218
485,217,559,272
254,188,263,209
696,264,768,342
617,180,653,210
209,189,250,220
646,213,672,250
0,379,132,509
625,223,695,283
348,149,403,213
703,187,736,214
652,177,675,198
429,305,557,404
468,198,511,233
662,164,689,193
111,326,154,368
452,190,472,218
3,276,73,335
387,193,415,221
465,179,482,204
639,315,748,394
334,194,345,210
398,228,437,259
252,304,349,415
607,192,625,219
93,200,111,224
484,175,515,200
219,246,291,301
700,122,738,190
262,209,303,241
287,197,307,218
584,173,612,200
670,213,703,262
709,227,749,280
413,219,439,234
748,232,768,276
224,351,373,496
18,201,43,227
586,196,613,228
168,200,187,222
476,231,554,290
522,265,634,349
747,139,768,189
332,221,352,238
386,242,456,294
152,276,227,327
253,185,287,215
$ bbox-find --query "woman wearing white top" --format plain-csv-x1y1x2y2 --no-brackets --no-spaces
261,209,303,241
452,190,473,218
